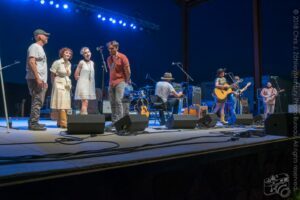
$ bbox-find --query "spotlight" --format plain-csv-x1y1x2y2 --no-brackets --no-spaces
119,20,123,24
49,1,54,5
55,3,59,8
40,0,45,5
101,17,106,21
109,17,113,21
63,4,68,9
97,14,101,18
112,20,116,24
122,23,127,27
133,26,137,29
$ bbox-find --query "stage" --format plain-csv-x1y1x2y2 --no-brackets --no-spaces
0,118,289,186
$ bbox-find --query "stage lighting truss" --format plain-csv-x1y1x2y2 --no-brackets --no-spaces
32,0,160,31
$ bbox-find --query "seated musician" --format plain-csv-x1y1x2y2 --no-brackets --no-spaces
155,72,183,125
213,68,228,124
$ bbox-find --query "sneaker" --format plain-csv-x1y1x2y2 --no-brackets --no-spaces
29,124,47,131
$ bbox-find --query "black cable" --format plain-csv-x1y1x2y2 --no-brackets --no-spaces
0,134,234,165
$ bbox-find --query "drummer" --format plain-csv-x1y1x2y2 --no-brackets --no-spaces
155,72,184,125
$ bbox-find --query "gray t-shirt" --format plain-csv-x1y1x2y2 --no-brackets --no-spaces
155,81,175,102
25,43,47,82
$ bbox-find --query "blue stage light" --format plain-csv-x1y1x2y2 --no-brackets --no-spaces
130,23,134,27
55,3,59,8
63,4,68,9
49,1,54,5
40,0,45,5
109,17,113,21
97,14,101,18
102,17,106,21
122,23,127,27
112,20,116,24
119,20,123,24
133,26,137,29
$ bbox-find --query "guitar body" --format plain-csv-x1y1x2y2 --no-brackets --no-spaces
214,84,233,101
140,106,150,118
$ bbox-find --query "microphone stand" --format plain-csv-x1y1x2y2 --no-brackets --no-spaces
98,48,108,114
175,63,194,114
0,59,20,133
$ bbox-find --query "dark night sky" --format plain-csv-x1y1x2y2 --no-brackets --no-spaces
0,0,299,87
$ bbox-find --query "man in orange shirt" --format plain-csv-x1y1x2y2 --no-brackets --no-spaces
106,40,131,123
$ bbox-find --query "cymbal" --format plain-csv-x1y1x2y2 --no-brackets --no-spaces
141,85,153,89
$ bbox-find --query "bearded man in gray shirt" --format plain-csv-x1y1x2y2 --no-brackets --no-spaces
26,29,50,131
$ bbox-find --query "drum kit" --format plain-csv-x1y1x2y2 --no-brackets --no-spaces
127,85,154,113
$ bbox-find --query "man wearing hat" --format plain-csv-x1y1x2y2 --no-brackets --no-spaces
155,72,183,125
25,29,50,131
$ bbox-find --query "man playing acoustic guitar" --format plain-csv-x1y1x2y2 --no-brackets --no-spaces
260,82,278,120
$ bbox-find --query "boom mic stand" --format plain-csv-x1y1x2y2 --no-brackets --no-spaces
174,63,194,114
97,47,108,114
0,59,20,133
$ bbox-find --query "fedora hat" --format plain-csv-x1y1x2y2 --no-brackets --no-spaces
161,72,174,80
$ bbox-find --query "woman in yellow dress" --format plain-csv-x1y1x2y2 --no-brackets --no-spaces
50,48,73,128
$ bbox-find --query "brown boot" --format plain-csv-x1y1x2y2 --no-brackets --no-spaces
59,110,68,128
56,110,61,127
220,114,228,125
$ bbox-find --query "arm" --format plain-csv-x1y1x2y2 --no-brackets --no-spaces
260,89,267,98
171,90,183,98
74,61,83,81
51,72,56,84
122,56,131,83
28,57,44,88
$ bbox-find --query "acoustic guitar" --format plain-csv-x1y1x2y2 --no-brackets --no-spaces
263,89,285,103
214,79,246,101
140,105,150,118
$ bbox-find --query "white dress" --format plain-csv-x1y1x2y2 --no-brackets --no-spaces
50,58,72,109
74,60,96,100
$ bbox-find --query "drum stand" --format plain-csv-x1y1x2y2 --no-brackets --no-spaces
0,58,20,133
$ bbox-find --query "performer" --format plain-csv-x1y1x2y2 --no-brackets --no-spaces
26,29,50,131
50,48,73,128
106,40,131,123
227,76,251,124
155,72,183,125
260,82,278,120
213,68,228,124
74,47,96,115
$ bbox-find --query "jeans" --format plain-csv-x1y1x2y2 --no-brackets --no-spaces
159,98,179,125
109,82,126,123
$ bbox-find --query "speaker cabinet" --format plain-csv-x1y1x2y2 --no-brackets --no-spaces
67,114,105,134
114,114,149,133
265,113,299,137
198,113,218,128
235,114,253,125
166,114,198,129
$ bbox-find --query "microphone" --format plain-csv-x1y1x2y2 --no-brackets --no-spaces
96,46,104,51
14,60,20,64
270,76,278,79
172,62,181,65
145,73,149,79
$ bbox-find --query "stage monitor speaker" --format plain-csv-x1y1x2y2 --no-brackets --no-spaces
235,114,253,125
166,114,198,129
253,114,264,124
265,113,299,137
67,114,105,134
198,113,218,128
114,114,149,133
